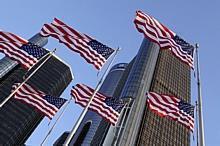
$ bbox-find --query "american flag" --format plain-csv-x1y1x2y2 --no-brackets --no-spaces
12,83,67,119
105,97,125,112
134,10,194,68
0,31,48,69
40,18,115,70
71,84,124,125
147,92,194,131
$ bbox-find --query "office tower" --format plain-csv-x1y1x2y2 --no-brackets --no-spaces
0,34,73,145
115,38,191,146
54,63,127,145
136,45,191,145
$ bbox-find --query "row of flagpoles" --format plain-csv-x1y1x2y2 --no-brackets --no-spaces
0,10,205,146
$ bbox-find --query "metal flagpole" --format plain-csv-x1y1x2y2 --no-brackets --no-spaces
195,101,199,146
63,47,120,146
22,52,51,80
40,97,72,146
0,49,56,108
113,98,131,146
195,43,205,146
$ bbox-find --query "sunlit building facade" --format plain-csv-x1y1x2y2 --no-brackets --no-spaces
115,38,191,146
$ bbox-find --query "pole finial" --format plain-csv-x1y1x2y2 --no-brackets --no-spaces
195,43,199,49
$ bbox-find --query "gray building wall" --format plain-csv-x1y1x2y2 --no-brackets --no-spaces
115,38,160,146
0,34,72,145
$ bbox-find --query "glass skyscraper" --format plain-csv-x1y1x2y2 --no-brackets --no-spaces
114,38,191,146
0,34,73,145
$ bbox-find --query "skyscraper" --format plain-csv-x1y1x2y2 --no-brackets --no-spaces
136,46,191,146
0,34,73,145
115,38,191,146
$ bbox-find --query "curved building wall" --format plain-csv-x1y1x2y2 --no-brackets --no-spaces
0,57,17,79
115,38,191,146
69,63,127,146
116,38,160,146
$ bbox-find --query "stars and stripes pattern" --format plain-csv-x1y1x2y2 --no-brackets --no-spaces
105,97,125,112
147,92,194,131
40,18,115,70
0,31,48,69
12,83,67,119
134,10,194,68
71,84,124,125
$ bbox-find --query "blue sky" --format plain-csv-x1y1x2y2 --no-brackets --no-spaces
0,0,219,145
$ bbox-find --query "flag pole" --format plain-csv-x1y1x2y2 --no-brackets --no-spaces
113,98,131,146
195,43,205,146
63,47,120,146
40,97,72,146
21,52,52,81
0,49,56,108
195,101,199,146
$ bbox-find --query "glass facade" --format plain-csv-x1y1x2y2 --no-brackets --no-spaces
0,34,72,145
116,39,160,146
136,49,191,146
0,57,17,79
115,38,191,146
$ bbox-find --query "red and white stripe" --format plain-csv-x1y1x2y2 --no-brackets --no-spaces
71,84,120,125
147,92,194,131
13,83,58,119
0,31,38,69
134,10,194,68
40,18,106,70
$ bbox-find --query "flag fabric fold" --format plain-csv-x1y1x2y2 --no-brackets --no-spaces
12,83,67,119
40,18,115,70
134,10,194,68
147,91,194,131
71,83,125,125
0,31,48,69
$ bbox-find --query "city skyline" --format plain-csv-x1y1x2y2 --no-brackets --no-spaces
0,1,219,145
